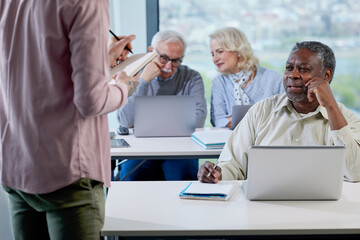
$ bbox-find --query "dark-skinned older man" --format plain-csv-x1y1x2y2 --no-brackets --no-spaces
198,41,360,183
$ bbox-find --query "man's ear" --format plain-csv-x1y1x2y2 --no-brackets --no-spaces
324,68,332,82
148,46,153,52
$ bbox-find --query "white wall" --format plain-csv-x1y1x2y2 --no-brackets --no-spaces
108,0,148,129
109,0,148,53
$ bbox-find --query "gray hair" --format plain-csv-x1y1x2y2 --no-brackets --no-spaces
151,30,187,53
291,41,336,82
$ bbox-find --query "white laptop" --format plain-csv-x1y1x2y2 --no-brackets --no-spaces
134,96,196,137
231,105,253,130
243,146,346,201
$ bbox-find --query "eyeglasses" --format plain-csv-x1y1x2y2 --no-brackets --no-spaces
155,49,183,67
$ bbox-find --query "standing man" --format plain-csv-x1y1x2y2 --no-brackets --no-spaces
117,30,207,181
198,41,360,183
0,1,136,239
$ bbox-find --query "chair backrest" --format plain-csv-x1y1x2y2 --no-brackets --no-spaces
0,187,14,240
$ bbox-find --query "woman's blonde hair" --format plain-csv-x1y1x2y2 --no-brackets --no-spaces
209,27,259,72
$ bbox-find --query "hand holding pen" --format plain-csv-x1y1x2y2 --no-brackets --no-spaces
109,30,134,54
197,160,222,183
108,31,136,68
207,161,219,177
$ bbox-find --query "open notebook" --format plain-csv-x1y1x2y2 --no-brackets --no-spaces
109,52,157,80
179,181,238,201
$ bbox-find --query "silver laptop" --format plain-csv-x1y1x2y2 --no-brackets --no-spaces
231,105,253,130
134,96,196,137
243,146,346,200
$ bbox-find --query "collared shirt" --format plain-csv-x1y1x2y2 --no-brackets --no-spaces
117,65,207,128
211,66,284,127
0,0,127,194
219,93,360,182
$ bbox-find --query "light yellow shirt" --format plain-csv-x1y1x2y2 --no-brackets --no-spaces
219,93,360,182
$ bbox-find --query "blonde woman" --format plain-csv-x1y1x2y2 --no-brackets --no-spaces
210,27,284,127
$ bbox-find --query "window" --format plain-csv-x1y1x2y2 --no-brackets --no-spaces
108,0,151,129
159,0,360,125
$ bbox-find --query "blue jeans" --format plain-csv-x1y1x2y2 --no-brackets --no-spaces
119,159,198,181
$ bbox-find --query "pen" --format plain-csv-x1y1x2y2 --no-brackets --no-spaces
109,30,134,54
207,160,219,177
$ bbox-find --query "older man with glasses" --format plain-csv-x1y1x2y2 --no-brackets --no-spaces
117,30,207,181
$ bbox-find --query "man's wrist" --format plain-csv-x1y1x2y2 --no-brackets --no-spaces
127,80,139,97
140,74,153,83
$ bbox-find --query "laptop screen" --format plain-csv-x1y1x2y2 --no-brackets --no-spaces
231,105,253,130
134,96,196,137
245,146,346,200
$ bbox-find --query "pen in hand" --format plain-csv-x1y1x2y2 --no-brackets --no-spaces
109,30,134,54
207,161,219,177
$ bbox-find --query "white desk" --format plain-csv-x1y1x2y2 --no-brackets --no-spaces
102,181,360,239
110,128,224,159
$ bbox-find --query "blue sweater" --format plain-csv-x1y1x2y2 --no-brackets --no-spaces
211,66,284,127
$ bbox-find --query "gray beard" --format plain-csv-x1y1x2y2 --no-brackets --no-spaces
287,93,307,102
286,87,308,103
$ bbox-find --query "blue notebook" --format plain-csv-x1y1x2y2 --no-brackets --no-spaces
179,181,237,201
191,129,232,149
